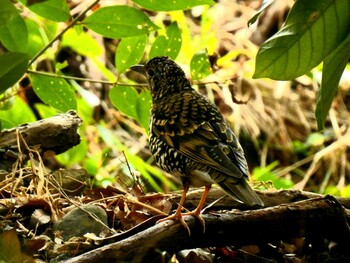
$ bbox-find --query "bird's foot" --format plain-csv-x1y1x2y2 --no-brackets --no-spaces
182,210,206,233
157,212,191,236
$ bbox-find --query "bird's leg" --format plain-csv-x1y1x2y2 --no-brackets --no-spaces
157,182,191,235
182,184,211,233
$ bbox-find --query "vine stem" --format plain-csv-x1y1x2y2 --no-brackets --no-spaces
28,0,101,67
26,70,148,87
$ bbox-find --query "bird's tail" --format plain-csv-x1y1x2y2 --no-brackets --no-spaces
218,179,264,207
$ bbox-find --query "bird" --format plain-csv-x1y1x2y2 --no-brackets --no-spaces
130,56,263,234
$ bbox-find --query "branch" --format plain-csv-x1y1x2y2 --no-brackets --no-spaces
0,110,81,170
165,187,350,210
61,196,350,263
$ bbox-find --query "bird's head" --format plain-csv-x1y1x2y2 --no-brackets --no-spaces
130,56,191,102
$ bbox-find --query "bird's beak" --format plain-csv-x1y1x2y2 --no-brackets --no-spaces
130,64,145,74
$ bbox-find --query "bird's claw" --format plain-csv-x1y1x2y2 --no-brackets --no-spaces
157,213,192,236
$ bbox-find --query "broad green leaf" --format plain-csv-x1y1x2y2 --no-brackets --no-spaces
0,52,30,94
30,74,77,112
132,0,214,11
0,0,28,52
61,28,103,57
25,19,46,57
0,96,36,129
136,89,152,133
110,86,151,132
190,49,211,80
149,22,182,59
115,35,147,73
83,6,159,39
41,19,59,41
19,0,70,22
254,0,350,80
316,33,350,130
76,97,95,126
0,229,22,263
56,140,89,167
110,85,138,120
252,161,294,189
35,103,60,119
248,0,275,26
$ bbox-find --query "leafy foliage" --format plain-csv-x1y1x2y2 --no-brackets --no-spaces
0,96,36,128
253,162,294,190
109,85,151,133
190,49,212,80
115,35,147,73
0,0,219,192
132,0,215,11
149,22,182,59
0,0,28,52
18,0,70,22
0,52,30,93
252,0,350,129
83,6,159,38
0,0,348,196
1,1,350,261
30,74,77,111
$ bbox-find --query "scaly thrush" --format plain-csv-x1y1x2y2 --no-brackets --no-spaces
131,56,263,234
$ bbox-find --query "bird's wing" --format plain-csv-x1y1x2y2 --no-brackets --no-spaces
152,92,248,180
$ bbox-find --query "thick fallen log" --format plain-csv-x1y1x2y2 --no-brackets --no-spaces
61,195,350,263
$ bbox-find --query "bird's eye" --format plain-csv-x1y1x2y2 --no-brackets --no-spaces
147,68,155,77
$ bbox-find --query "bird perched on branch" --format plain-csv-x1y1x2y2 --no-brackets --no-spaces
131,56,263,235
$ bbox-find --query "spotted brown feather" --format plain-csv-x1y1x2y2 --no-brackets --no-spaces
131,56,263,234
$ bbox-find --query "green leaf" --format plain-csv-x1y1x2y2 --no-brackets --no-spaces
0,52,30,94
83,6,159,39
254,0,350,80
132,0,214,11
253,161,294,189
115,35,147,73
34,103,61,119
109,86,151,132
30,74,77,112
56,141,89,167
315,33,350,130
190,49,211,80
248,0,275,26
0,96,36,129
149,22,182,59
110,85,138,120
0,0,28,52
76,97,95,126
61,28,103,57
136,89,152,133
19,0,70,22
25,19,46,57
